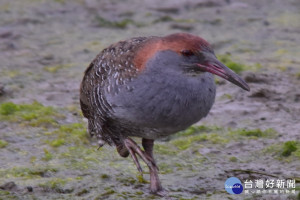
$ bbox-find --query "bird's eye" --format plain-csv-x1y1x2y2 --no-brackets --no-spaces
181,50,194,57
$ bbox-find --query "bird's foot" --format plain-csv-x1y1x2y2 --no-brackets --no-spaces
149,166,167,197
150,181,168,196
152,188,169,198
124,138,166,197
123,138,158,173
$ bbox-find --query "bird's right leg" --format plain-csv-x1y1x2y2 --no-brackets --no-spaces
142,138,167,196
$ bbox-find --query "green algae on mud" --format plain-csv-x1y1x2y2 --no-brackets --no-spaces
43,64,74,73
174,125,220,137
0,190,18,200
42,148,53,161
0,139,8,148
45,123,89,148
169,125,276,151
217,54,262,74
167,125,227,150
228,128,277,139
281,141,299,157
171,133,229,151
0,101,64,127
38,177,69,190
0,166,58,179
46,138,65,147
263,140,300,161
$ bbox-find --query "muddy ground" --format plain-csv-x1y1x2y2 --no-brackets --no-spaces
0,0,299,199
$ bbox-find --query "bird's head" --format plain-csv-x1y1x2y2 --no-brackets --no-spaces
134,33,250,91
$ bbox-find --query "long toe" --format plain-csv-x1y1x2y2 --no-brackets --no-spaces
151,187,169,198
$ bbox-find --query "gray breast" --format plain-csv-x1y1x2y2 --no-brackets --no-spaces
106,74,216,138
105,51,216,138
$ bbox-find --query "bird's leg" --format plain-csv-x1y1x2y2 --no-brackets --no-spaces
123,138,157,173
142,138,158,170
116,141,141,171
142,138,167,196
123,138,167,196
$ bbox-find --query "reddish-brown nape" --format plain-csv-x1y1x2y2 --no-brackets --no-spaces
133,33,211,70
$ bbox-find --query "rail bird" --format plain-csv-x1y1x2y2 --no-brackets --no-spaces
80,33,250,196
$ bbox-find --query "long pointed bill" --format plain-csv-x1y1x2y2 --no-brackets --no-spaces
197,56,250,91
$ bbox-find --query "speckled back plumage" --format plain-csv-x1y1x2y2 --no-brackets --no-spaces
80,36,155,145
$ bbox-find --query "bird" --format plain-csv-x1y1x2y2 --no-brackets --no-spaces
80,33,250,196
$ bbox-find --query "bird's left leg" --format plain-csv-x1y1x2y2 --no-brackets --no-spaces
123,138,167,197
123,138,157,173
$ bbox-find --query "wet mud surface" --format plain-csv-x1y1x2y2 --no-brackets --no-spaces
0,0,299,199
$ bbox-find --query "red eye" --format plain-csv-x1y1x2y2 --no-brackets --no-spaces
181,50,194,57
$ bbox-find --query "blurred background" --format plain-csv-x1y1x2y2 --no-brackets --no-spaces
0,0,299,199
